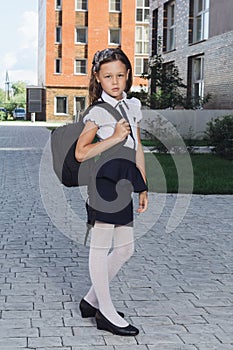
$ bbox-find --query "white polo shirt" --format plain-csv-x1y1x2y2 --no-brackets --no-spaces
83,91,143,150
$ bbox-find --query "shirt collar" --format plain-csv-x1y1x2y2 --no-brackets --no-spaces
101,91,129,109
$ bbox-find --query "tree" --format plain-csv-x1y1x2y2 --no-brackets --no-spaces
0,88,5,105
148,56,186,109
11,81,26,96
7,81,26,116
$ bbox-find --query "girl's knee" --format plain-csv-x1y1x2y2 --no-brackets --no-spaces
116,241,135,262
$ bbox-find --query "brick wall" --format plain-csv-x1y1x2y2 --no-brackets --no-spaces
151,0,233,109
41,0,149,121
46,87,87,122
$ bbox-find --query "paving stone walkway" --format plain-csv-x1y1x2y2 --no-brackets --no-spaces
0,124,233,350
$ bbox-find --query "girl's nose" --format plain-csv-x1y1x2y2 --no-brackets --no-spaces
112,76,118,84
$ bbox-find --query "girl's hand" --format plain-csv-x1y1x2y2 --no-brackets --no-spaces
113,118,131,142
137,191,148,213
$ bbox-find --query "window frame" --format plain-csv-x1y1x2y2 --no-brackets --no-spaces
54,58,62,74
109,28,121,45
55,0,62,10
188,54,205,105
55,26,62,44
109,0,121,12
152,8,159,56
134,57,149,76
55,96,68,115
136,0,150,23
167,1,176,51
74,59,87,75
75,27,87,44
163,0,176,52
135,26,149,55
74,96,86,116
189,0,209,44
75,0,88,11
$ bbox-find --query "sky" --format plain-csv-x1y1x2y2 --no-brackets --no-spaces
0,1,38,90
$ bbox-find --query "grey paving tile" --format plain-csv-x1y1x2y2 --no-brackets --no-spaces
0,125,233,349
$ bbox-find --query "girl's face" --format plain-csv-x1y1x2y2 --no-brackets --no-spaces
96,60,129,101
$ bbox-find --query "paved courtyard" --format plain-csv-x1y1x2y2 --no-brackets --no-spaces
0,123,233,350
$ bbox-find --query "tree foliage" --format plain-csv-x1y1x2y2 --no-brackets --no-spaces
206,115,233,160
0,81,26,117
11,81,26,96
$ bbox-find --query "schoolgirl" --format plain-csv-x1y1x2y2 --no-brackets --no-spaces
76,48,148,336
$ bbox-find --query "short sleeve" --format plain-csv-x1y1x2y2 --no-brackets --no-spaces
82,105,116,141
83,106,108,127
128,97,143,123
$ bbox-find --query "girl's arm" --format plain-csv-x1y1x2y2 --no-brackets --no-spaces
75,119,130,162
136,125,148,213
136,125,147,183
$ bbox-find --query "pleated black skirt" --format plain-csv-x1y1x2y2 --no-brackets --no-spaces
86,147,148,227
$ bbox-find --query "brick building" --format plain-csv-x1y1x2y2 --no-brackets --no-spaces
151,0,233,109
36,0,149,121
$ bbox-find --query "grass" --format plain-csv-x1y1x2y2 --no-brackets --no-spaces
45,131,232,194
142,138,210,148
145,153,233,194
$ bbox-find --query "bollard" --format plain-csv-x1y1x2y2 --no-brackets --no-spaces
31,113,36,122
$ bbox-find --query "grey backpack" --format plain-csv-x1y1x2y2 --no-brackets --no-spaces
51,101,124,187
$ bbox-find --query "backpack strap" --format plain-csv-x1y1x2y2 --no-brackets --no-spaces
81,100,123,122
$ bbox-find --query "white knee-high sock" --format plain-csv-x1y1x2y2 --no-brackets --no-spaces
87,223,129,327
84,225,134,306
84,225,134,324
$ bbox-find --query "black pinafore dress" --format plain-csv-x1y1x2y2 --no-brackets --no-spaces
86,142,148,228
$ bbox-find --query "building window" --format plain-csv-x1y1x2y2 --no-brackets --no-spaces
75,96,86,115
135,57,148,76
109,0,121,12
136,0,150,23
55,58,62,74
55,96,67,114
76,0,88,10
163,1,176,52
75,27,87,43
75,59,87,74
189,0,209,43
55,0,62,10
152,9,158,56
188,55,204,105
55,26,62,43
109,28,121,45
135,26,149,54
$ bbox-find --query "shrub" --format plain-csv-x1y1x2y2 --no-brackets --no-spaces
206,115,233,159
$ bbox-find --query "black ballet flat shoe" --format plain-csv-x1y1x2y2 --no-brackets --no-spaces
79,299,124,319
95,310,139,336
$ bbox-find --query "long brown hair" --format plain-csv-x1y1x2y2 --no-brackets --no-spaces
89,48,133,104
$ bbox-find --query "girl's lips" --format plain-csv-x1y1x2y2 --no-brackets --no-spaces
112,88,119,92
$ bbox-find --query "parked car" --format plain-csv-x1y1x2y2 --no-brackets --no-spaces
13,108,26,120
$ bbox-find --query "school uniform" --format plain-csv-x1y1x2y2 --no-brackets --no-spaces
83,91,148,227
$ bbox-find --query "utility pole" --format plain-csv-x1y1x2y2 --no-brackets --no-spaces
5,71,10,102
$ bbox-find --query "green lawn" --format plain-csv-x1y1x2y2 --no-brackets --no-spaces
145,153,233,194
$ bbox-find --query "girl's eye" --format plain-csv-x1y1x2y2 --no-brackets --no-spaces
105,75,111,78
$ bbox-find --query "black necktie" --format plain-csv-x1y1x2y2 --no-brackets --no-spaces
118,103,136,149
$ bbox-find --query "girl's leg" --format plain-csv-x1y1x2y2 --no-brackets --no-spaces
84,225,134,306
87,222,129,327
84,225,134,320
